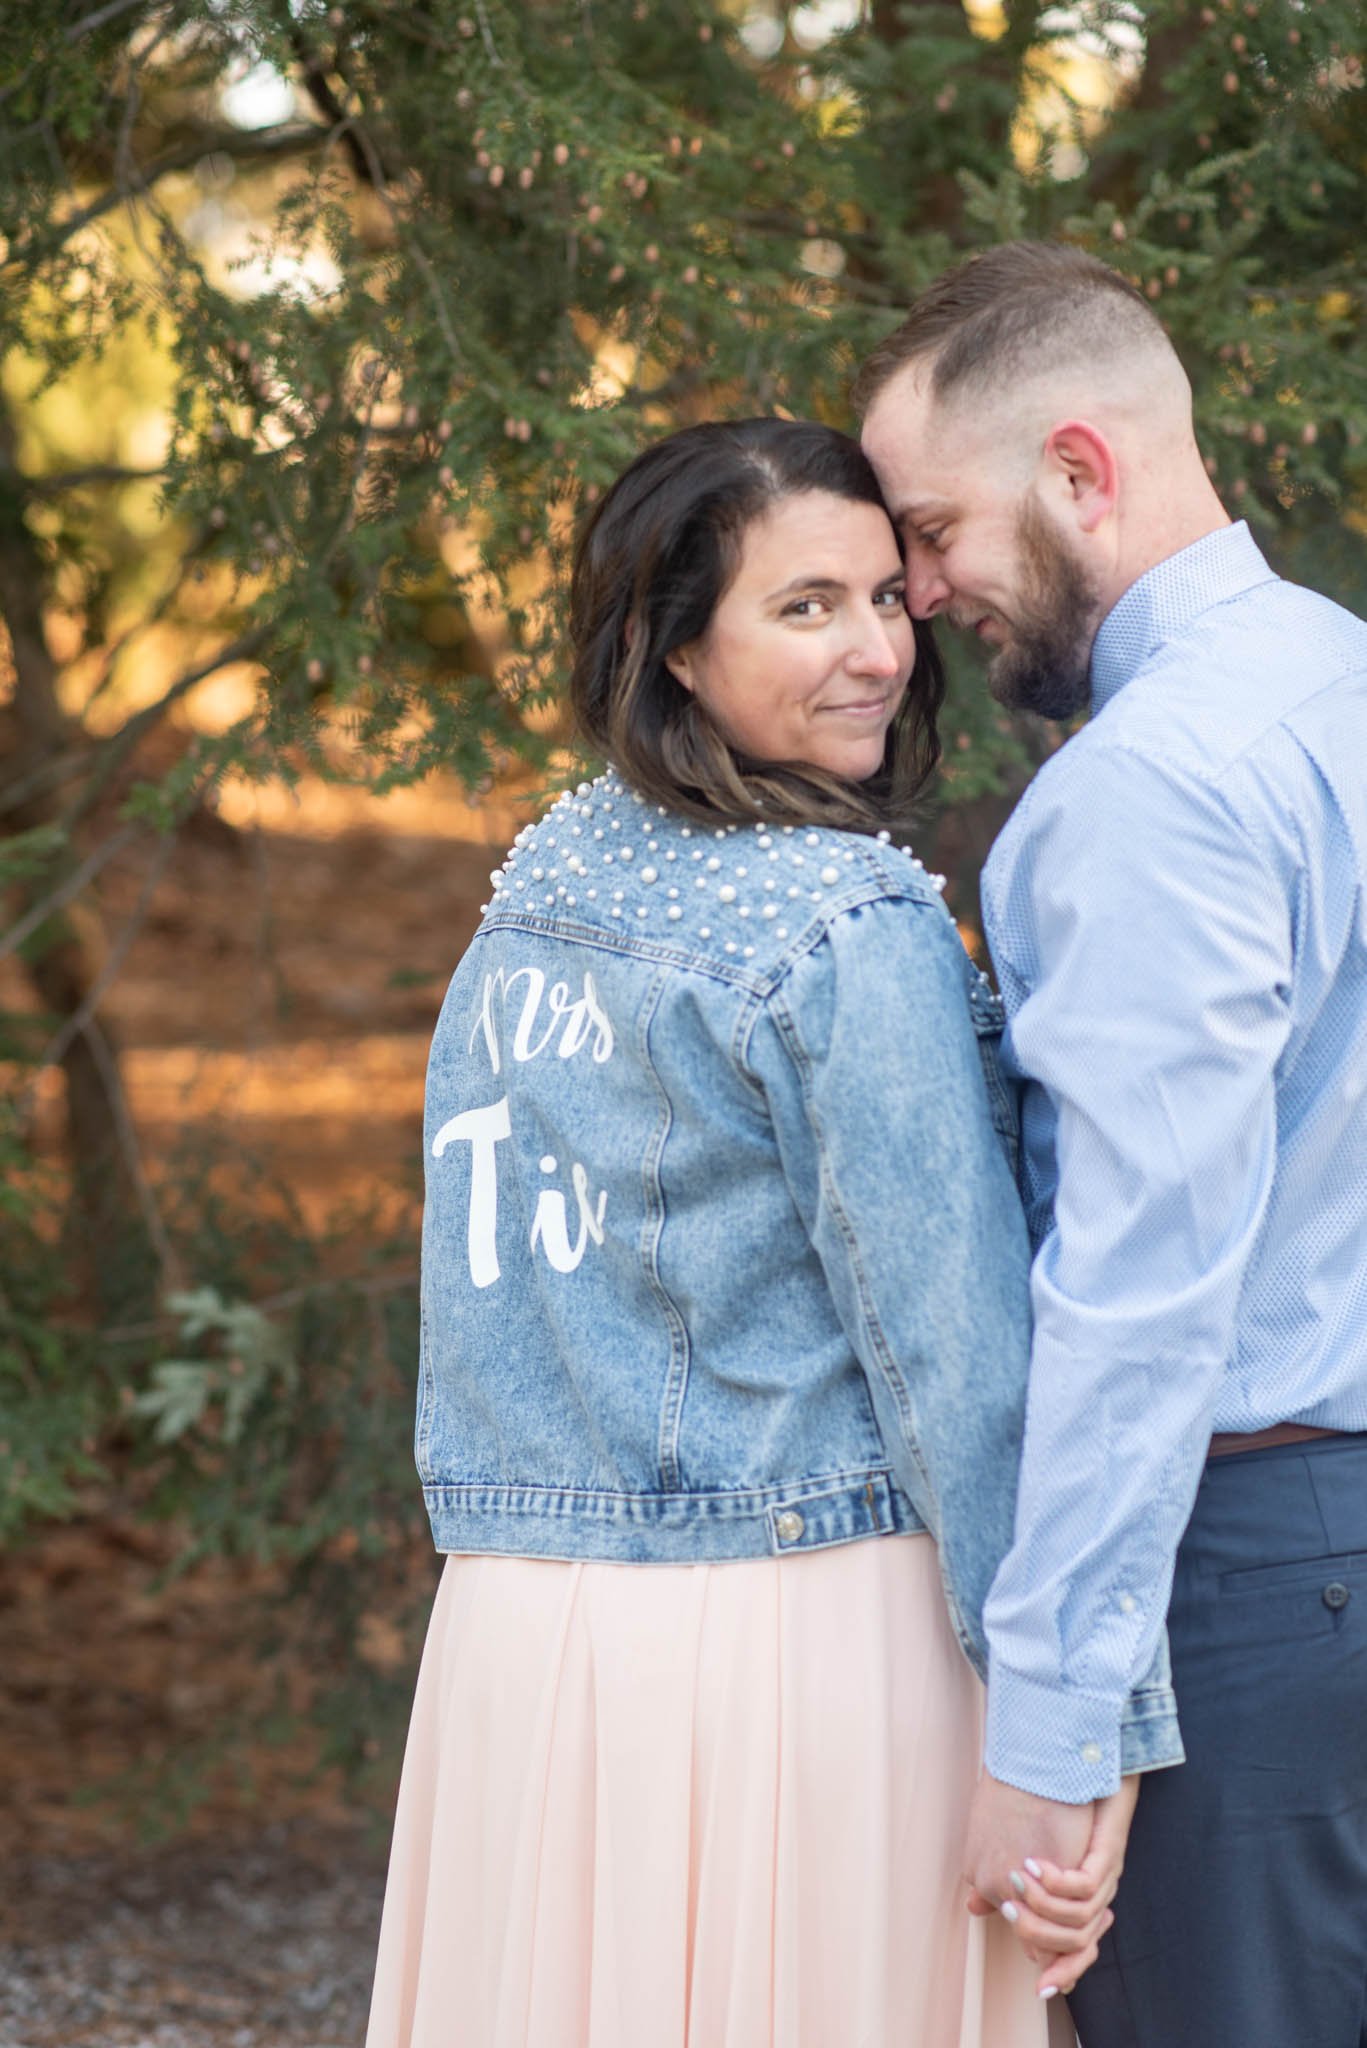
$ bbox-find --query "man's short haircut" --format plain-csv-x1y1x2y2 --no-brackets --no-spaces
852,240,1172,417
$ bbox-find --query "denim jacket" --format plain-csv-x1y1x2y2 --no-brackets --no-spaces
418,773,1179,1774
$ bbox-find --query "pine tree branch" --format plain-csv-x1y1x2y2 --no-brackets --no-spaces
733,206,881,252
0,821,139,964
63,0,151,41
60,625,271,834
23,463,168,497
289,22,388,190
0,555,196,823
9,122,333,271
285,37,466,371
472,0,505,70
77,552,196,725
24,820,180,1085
0,746,89,824
113,9,184,207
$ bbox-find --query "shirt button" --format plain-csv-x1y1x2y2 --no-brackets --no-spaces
775,1510,805,1546
1118,1594,1136,1614
1080,1742,1103,1765
1323,1582,1351,1611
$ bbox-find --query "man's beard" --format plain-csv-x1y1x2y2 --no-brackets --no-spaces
980,498,1103,722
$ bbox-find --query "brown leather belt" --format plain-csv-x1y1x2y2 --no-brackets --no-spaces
1207,1422,1348,1459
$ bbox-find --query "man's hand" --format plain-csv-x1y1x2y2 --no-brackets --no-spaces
964,1773,1140,1999
964,1773,1095,1920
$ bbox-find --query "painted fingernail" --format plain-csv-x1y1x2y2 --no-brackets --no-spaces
1039,1986,1059,2001
1001,1902,1020,1924
1009,1870,1027,1896
1024,1858,1044,1879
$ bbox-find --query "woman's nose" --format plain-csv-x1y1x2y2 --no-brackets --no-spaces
847,611,907,677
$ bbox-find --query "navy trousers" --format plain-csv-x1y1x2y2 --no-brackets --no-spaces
1069,1435,1367,2048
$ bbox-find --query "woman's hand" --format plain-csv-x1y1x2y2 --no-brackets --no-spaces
1022,1776,1139,1999
969,1776,1141,2000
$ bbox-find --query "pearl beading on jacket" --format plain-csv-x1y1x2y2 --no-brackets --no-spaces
476,776,963,974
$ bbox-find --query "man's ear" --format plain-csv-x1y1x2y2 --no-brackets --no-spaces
664,642,697,693
1044,419,1117,535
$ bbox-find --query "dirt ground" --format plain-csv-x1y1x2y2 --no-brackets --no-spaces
0,1824,387,2048
2,771,508,2048
0,1496,438,2048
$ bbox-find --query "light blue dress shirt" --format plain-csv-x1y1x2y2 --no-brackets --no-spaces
980,521,1367,1802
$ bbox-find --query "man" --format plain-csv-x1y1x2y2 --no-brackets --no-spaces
857,241,1367,2045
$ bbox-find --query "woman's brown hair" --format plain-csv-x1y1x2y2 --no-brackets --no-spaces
569,418,944,838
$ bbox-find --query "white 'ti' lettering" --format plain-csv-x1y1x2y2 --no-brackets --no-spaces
431,1097,511,1288
530,1161,608,1274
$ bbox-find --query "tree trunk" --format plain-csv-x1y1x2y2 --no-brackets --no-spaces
1086,14,1210,211
0,403,159,1316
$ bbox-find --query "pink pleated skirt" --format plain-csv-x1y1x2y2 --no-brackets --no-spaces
365,1534,1073,2048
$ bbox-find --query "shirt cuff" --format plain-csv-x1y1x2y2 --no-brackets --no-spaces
985,1665,1127,1802
986,1664,1186,1801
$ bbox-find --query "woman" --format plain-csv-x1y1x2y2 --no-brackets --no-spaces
366,420,1099,2048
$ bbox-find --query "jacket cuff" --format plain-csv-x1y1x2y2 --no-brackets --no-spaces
984,1665,1185,1803
1118,1679,1185,1777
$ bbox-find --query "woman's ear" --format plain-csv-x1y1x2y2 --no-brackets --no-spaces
664,643,697,693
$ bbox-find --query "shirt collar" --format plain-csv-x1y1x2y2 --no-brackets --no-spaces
1089,522,1278,715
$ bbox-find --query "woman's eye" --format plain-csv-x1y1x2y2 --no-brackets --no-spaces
874,587,907,609
783,596,827,618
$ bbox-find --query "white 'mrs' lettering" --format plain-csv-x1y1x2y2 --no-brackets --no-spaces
470,966,615,1076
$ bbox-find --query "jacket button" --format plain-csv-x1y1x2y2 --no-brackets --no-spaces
1323,1581,1350,1611
775,1510,805,1546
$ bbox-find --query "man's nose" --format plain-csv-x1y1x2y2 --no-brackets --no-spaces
904,552,950,620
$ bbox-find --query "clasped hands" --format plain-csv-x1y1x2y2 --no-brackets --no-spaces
964,1772,1140,2000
